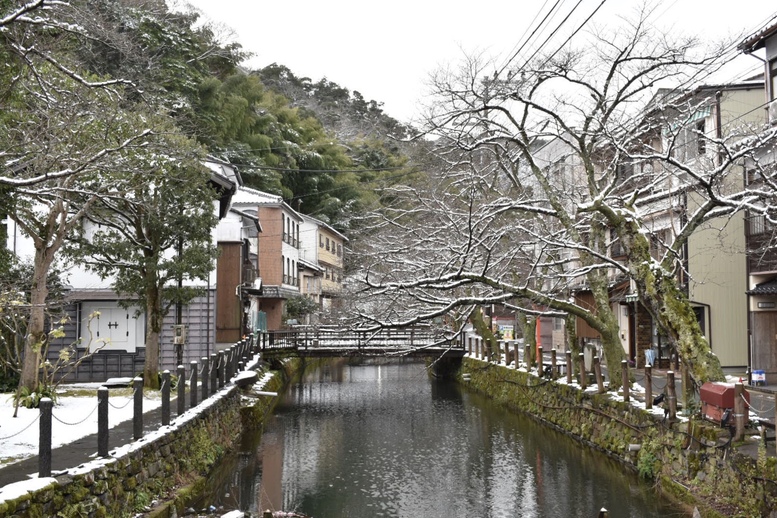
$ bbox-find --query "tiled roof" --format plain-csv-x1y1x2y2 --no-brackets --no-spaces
739,19,777,53
747,279,777,295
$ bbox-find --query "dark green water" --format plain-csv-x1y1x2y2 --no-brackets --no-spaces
196,361,686,517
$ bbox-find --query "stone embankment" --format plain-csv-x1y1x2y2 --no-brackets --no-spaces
458,356,777,517
0,359,292,518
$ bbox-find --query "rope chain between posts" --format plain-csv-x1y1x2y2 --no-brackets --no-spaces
0,413,40,441
108,388,136,409
52,402,99,426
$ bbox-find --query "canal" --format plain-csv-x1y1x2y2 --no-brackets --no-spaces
194,360,686,517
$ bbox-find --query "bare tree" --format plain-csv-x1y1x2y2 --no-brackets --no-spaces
4,59,157,394
355,9,777,387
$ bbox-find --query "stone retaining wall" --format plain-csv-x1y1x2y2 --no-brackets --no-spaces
0,365,288,518
460,357,777,517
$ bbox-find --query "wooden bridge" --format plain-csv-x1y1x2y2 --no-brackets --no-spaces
258,326,465,358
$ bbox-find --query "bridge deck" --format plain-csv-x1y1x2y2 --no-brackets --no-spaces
259,328,464,358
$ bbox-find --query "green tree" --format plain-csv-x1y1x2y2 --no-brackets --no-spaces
284,295,319,324
68,124,218,389
3,62,153,394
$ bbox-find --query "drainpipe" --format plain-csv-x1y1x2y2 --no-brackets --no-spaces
715,91,724,167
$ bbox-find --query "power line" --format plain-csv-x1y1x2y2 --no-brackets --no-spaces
230,163,411,174
534,0,610,71
513,0,587,73
496,0,566,76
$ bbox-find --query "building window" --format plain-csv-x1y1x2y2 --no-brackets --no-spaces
771,58,777,102
319,234,324,248
337,244,342,257
696,120,706,156
749,214,767,236
326,237,330,251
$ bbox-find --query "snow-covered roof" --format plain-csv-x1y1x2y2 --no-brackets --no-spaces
299,257,323,273
301,213,348,242
231,186,303,221
204,157,242,188
740,18,777,54
230,207,262,233
231,186,283,205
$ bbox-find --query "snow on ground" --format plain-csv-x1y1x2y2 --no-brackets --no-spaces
0,383,162,468
0,360,277,511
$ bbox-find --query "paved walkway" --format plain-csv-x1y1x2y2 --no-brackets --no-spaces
0,397,175,487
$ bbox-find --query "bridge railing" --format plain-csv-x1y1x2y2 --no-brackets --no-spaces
259,326,463,352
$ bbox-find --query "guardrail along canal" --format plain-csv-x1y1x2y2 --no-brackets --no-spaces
194,361,684,517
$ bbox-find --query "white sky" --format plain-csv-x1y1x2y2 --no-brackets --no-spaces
182,1,776,124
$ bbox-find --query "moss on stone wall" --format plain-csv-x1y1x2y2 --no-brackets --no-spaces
0,364,292,518
459,357,777,517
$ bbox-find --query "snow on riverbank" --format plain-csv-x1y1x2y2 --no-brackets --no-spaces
0,383,162,468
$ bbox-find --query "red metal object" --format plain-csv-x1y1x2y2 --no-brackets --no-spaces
700,382,749,425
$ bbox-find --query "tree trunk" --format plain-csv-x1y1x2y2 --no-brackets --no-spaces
645,276,725,386
18,248,53,392
519,313,537,366
627,229,725,386
590,277,626,389
143,287,162,390
470,308,499,361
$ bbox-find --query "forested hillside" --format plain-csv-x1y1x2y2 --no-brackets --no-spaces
0,0,426,392
14,0,419,230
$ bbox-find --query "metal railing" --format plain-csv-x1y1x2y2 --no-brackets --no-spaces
260,326,463,355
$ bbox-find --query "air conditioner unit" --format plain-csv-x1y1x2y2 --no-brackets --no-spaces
769,99,777,126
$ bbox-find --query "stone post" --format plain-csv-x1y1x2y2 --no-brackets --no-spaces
593,356,604,393
225,347,233,380
667,371,677,420
566,350,572,384
210,353,218,395
133,376,143,440
551,349,558,379
177,365,186,416
578,353,587,389
161,371,170,426
190,360,198,409
98,387,109,457
734,383,746,442
621,360,629,402
645,365,653,410
39,398,52,477
201,357,209,402
218,351,226,388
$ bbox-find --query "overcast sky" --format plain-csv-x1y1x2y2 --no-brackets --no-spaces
179,0,777,123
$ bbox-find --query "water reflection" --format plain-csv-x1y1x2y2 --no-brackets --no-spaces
197,361,686,517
